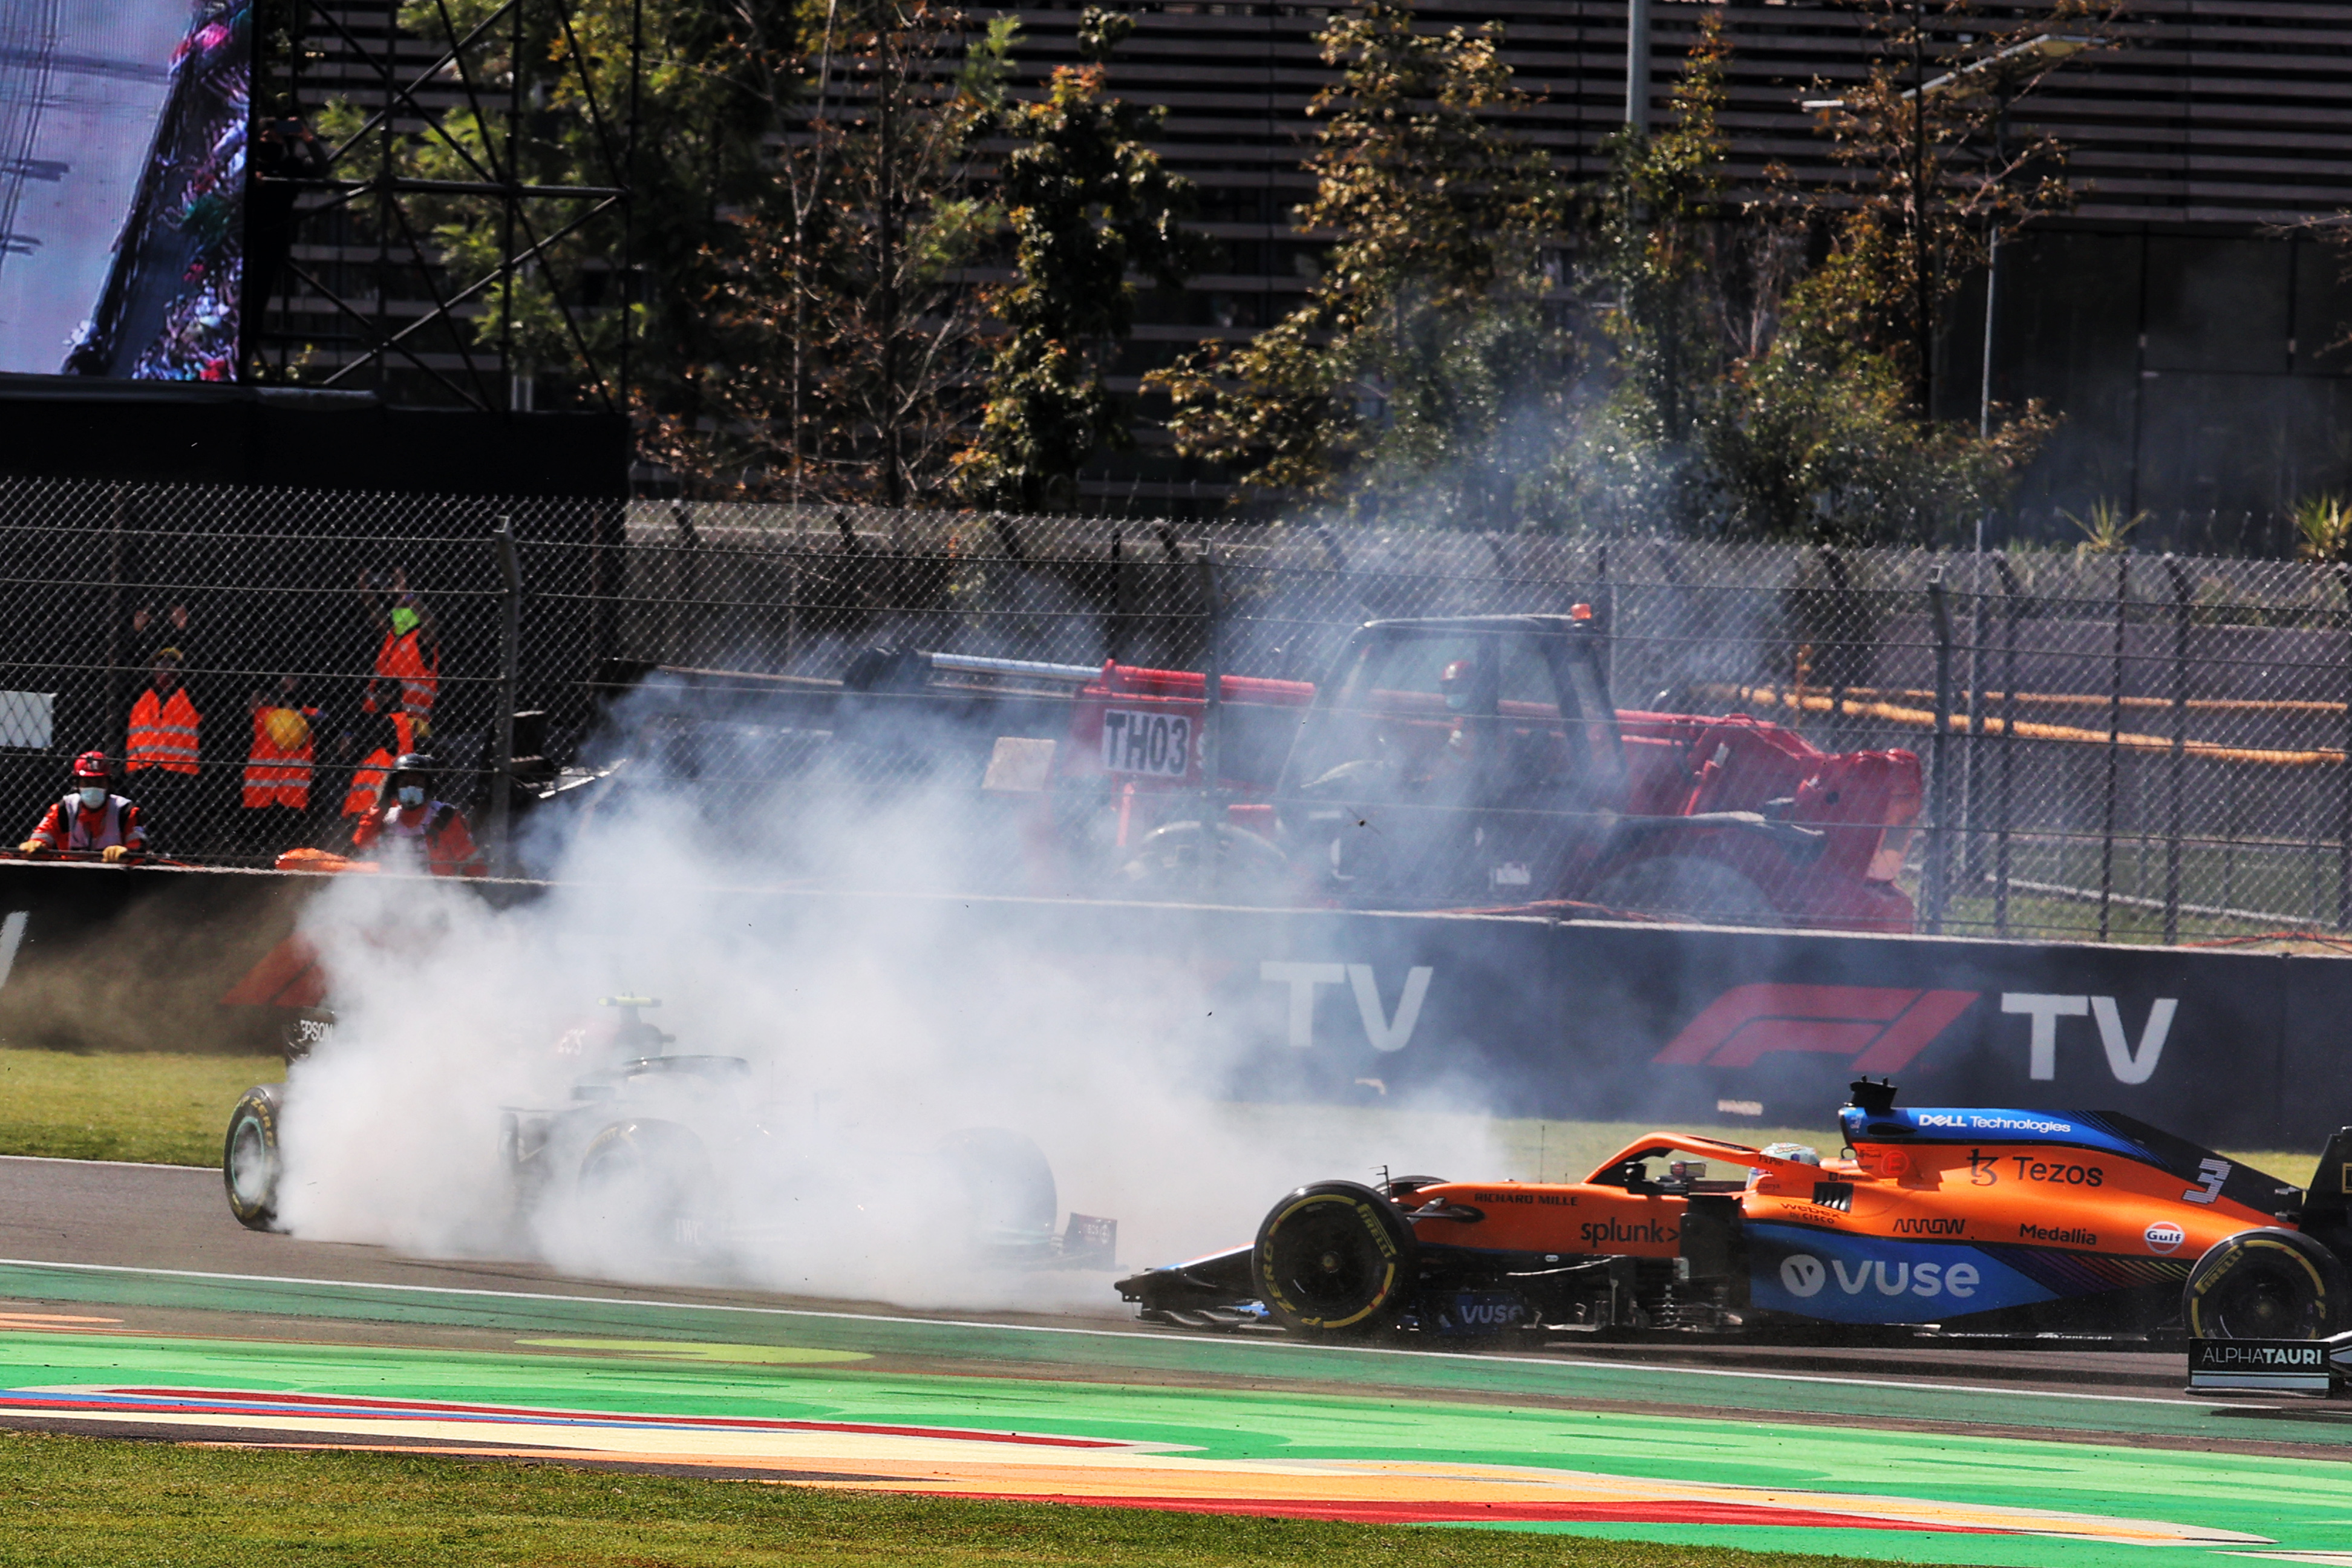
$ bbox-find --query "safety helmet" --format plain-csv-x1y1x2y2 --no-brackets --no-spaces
1438,658,1477,712
265,707,311,752
71,750,109,782
392,752,434,774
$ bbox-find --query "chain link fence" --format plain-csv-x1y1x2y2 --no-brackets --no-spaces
7,472,2352,946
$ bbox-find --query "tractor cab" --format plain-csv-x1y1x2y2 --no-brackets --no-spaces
1272,615,1624,903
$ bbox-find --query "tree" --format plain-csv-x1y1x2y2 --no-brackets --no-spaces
1574,7,2065,543
950,8,1212,512
1147,0,1565,522
1794,0,2104,414
648,0,1012,501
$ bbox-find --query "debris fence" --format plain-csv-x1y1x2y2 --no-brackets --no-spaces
7,474,2352,947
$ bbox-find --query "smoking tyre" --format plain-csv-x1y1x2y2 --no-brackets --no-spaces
223,1084,286,1232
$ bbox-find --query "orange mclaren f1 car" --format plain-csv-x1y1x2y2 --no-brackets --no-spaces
1117,1080,2352,1343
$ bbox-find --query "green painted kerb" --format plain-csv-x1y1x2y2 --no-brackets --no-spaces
2,1263,2351,1567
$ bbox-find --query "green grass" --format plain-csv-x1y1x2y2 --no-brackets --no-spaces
0,1048,281,1166
0,1048,2318,1184
0,1431,1906,1568
1215,1101,2323,1192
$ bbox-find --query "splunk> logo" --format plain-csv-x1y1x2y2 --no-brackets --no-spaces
1653,985,1981,1073
1777,1252,1981,1300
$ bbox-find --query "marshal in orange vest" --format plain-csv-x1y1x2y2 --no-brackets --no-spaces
244,705,316,810
127,687,201,774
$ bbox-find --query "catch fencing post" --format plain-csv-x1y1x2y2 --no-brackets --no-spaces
1992,553,2020,936
1926,567,1953,934
1820,545,1852,732
2337,564,2352,929
2098,554,2131,942
1962,550,1990,880
1109,529,1128,664
2163,554,2189,943
1593,541,1613,703
489,515,524,875
1198,542,1223,898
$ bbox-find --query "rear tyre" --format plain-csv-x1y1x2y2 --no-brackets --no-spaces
938,1127,1059,1259
2183,1227,2346,1339
223,1085,284,1232
577,1120,713,1258
1252,1180,1416,1336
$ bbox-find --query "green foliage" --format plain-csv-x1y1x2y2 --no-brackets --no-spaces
2292,492,2352,562
951,8,1211,511
1149,0,1566,523
645,1,1012,502
1791,0,2103,407
2063,497,2149,557
1572,9,2059,543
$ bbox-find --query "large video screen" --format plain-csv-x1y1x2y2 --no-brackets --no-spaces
0,0,248,379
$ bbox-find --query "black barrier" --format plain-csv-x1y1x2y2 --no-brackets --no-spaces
0,861,2337,1151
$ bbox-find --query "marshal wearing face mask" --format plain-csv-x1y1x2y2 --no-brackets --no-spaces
347,752,485,877
18,752,146,862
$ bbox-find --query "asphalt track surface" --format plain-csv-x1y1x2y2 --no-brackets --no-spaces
4,1155,2351,1564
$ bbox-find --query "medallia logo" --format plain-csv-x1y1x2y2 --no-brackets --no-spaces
2145,1221,2185,1255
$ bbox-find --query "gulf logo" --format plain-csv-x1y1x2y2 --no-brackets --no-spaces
2144,1221,2186,1255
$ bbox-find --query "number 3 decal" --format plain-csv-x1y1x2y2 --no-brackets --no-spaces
2182,1157,2229,1205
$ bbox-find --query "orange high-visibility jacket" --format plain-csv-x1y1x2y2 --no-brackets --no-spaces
341,712,417,816
371,627,439,718
126,688,201,774
243,707,316,810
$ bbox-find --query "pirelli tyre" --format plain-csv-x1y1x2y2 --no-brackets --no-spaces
2183,1227,2348,1339
222,1085,285,1232
577,1120,714,1258
937,1128,1059,1261
1252,1180,1416,1336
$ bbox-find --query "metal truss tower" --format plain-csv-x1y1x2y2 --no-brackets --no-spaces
244,0,638,414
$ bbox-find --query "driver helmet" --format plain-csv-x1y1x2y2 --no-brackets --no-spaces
1438,658,1478,713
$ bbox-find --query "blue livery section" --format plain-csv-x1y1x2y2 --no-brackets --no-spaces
1745,1223,2058,1323
1838,1106,2155,1163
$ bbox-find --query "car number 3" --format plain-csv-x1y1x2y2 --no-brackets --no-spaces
2181,1157,2229,1205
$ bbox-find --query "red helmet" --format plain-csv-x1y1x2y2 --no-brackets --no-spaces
71,751,109,783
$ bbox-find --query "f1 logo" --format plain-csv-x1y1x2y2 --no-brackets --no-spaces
1656,987,1985,1072
1653,985,1981,1072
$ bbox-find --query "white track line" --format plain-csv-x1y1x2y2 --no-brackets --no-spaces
0,1256,2226,1411
0,1155,211,1173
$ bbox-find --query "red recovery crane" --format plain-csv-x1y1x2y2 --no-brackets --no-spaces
975,612,1922,932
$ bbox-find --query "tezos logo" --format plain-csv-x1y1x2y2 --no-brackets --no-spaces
1780,1255,1827,1298
2144,1221,2185,1255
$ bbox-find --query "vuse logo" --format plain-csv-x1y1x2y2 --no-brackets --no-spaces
1775,1251,1982,1300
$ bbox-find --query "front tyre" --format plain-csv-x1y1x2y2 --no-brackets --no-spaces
2183,1227,2346,1339
223,1085,285,1232
1252,1180,1416,1336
